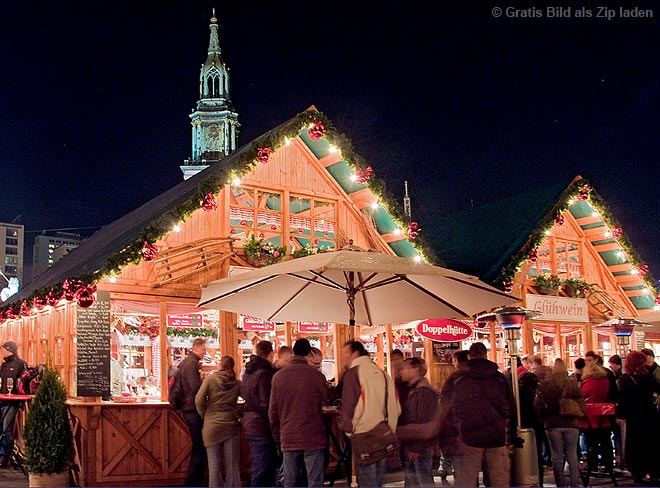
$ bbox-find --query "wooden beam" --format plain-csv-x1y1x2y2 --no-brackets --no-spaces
318,153,342,167
591,242,621,252
574,215,603,227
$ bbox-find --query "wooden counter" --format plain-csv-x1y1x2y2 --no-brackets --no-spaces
67,400,190,487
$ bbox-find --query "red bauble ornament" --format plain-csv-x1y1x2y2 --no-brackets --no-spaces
240,220,247,226
46,289,62,307
308,121,326,140
256,147,271,164
258,232,265,239
5,307,17,320
611,227,622,239
271,225,277,231
355,166,373,184
33,295,46,310
19,300,31,317
407,222,420,239
503,281,513,294
555,213,565,226
656,295,660,305
528,248,538,263
637,265,649,277
229,229,236,235
142,241,159,262
202,193,218,212
62,278,84,301
75,286,96,309
577,184,591,201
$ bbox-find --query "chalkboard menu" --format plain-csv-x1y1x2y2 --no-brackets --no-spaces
635,331,645,351
76,291,111,397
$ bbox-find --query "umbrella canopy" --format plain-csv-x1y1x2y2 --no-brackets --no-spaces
198,246,519,326
636,309,660,334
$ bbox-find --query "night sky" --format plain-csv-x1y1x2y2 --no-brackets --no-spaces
2,1,659,282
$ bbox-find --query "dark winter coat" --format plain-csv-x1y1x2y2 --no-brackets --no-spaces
443,357,516,448
269,356,328,451
0,353,27,406
240,354,276,437
616,371,660,479
399,377,440,453
178,351,203,413
535,373,584,429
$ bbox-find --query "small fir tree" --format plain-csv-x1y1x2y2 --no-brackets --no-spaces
23,365,73,474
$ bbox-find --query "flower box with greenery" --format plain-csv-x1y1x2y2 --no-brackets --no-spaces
533,274,562,295
243,235,287,267
24,363,73,487
562,277,595,298
292,244,327,259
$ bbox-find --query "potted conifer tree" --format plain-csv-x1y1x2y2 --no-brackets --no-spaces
23,364,73,487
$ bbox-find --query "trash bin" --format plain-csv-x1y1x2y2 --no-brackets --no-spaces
512,427,539,487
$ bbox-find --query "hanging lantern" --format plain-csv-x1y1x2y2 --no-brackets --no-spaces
256,147,271,164
75,286,96,309
355,166,373,184
19,300,31,317
142,241,159,262
528,248,538,263
407,222,420,239
46,289,62,307
611,227,622,239
555,213,565,226
202,192,218,212
308,121,326,140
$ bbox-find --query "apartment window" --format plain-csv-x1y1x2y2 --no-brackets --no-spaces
5,247,17,255
6,229,18,238
4,256,18,265
5,266,17,274
6,238,18,246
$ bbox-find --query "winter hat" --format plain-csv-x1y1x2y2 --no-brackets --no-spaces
293,338,312,357
608,354,622,366
2,341,18,355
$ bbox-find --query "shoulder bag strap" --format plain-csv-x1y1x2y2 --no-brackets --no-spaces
382,370,389,421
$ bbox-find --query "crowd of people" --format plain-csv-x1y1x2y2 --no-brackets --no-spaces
171,338,660,488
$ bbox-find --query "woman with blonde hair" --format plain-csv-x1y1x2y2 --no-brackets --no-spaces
196,355,241,487
534,358,585,488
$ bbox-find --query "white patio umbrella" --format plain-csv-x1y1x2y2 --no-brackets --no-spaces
198,245,520,326
636,309,660,334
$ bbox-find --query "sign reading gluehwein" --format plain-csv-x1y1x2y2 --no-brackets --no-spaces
416,318,472,342
525,294,588,322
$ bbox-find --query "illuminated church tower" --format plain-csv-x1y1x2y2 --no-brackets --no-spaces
181,10,239,180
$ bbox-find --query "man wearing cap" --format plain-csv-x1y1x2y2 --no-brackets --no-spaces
0,340,27,468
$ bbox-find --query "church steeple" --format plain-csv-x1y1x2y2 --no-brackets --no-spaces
181,10,240,180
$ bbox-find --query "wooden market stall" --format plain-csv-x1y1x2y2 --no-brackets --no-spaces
425,175,659,368
0,109,442,486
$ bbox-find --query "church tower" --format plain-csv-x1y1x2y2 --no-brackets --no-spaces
181,10,240,180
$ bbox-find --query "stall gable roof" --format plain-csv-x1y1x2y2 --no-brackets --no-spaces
425,175,657,311
6,107,437,310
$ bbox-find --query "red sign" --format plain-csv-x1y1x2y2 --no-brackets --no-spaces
167,314,203,328
242,315,275,331
298,322,329,333
416,319,472,342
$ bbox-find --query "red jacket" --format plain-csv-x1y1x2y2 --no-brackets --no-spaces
579,376,611,429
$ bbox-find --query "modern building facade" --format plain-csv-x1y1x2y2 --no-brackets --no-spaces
180,10,239,180
32,231,83,278
0,221,24,286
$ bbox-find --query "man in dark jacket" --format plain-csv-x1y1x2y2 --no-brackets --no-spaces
178,338,207,486
0,340,27,468
399,357,439,487
269,338,328,487
442,342,516,487
240,340,277,487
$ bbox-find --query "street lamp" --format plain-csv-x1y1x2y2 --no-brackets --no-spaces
596,317,652,366
477,306,542,487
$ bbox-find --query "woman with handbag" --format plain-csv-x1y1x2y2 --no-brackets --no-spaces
534,358,585,488
579,362,614,481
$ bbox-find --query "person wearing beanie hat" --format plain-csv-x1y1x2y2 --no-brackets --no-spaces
0,339,28,468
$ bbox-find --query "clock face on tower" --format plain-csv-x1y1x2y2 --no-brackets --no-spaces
207,124,220,139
